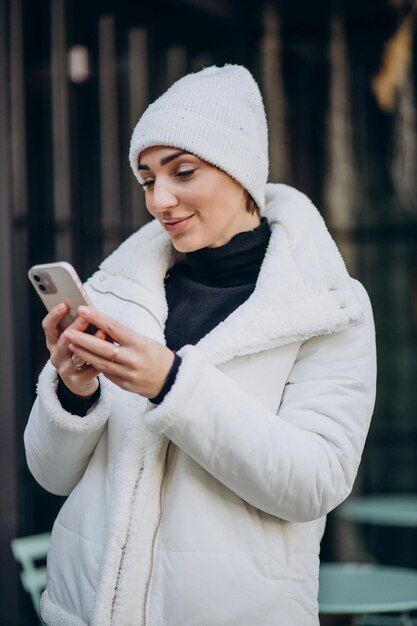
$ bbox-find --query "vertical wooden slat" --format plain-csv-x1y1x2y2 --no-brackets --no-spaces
324,12,359,231
99,14,121,256
260,2,291,184
0,0,20,622
10,0,31,451
391,51,417,217
166,44,187,86
128,27,149,230
10,0,27,223
51,0,73,260
323,10,359,275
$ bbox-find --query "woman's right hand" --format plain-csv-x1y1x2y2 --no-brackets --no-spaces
42,303,100,398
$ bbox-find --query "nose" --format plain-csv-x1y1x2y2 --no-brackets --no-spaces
149,179,178,213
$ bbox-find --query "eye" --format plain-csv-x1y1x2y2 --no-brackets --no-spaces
175,169,196,180
140,179,155,191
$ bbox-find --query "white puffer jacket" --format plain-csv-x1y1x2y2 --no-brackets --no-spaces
25,184,376,626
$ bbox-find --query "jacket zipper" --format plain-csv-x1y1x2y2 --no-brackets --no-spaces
110,463,144,622
142,441,171,626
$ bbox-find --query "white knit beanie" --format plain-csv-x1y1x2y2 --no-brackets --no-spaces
129,64,269,211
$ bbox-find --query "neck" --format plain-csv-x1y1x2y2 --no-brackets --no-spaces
181,217,271,287
206,213,261,249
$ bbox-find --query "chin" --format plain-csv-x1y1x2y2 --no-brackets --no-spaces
170,236,204,253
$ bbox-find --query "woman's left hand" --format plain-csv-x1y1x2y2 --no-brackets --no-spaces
63,306,175,399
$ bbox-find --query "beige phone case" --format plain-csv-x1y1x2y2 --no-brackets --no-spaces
28,261,92,330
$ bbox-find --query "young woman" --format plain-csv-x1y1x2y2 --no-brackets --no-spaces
25,65,376,626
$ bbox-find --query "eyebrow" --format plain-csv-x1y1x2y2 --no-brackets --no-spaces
138,150,191,170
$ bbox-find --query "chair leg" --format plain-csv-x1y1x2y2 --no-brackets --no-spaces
400,613,413,626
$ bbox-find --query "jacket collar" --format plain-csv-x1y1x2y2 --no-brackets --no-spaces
94,184,364,365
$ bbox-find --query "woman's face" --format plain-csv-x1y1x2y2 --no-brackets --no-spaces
138,146,260,252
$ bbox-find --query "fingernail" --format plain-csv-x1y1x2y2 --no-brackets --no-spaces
64,330,74,340
56,303,65,312
78,306,89,315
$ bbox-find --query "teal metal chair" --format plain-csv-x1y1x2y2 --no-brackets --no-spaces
336,494,417,528
319,562,417,625
11,532,50,625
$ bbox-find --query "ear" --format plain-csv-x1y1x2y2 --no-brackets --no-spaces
246,192,259,216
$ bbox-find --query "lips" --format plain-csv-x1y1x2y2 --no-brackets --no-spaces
162,215,193,233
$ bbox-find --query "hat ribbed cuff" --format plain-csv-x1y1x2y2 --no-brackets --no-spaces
129,109,267,211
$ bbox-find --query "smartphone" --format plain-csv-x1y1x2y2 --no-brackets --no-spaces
28,261,94,331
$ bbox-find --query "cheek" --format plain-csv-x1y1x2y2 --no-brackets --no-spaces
194,189,241,225
199,205,225,227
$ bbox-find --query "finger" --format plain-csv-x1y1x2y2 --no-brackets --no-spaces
68,352,86,369
77,306,132,345
52,335,100,382
64,356,100,378
64,329,126,364
42,303,69,346
60,358,101,389
67,342,122,377
54,315,96,361
66,314,96,333
61,343,100,376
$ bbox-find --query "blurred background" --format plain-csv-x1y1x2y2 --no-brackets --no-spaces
1,0,417,623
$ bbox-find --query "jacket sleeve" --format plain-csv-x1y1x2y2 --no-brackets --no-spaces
143,283,376,523
24,360,113,496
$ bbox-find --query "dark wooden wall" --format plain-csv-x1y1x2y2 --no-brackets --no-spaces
1,0,417,623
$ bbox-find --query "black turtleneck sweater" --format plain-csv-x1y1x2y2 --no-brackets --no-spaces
59,218,271,412
151,217,271,403
164,217,271,351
